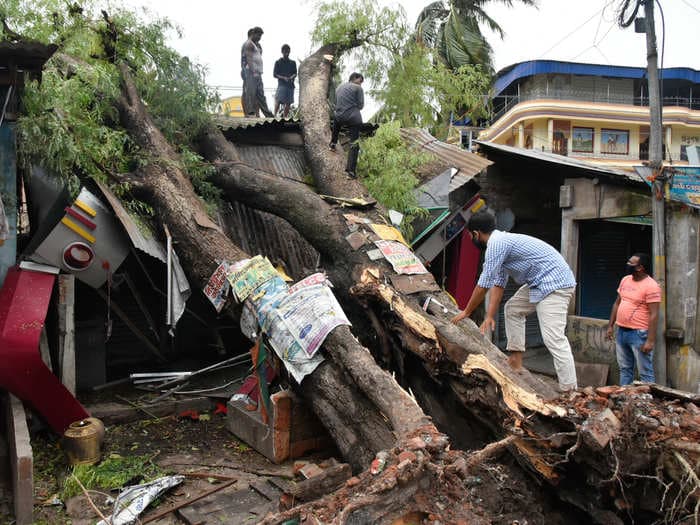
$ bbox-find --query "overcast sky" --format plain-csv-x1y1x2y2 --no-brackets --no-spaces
120,0,700,114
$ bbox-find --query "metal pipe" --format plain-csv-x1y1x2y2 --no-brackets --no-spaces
130,372,192,379
163,224,173,327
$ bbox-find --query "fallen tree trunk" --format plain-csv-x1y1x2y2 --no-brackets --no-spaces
206,44,699,522
115,53,700,523
113,59,553,523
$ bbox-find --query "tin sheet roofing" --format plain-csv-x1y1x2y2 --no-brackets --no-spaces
400,128,492,182
219,143,318,277
475,140,643,183
235,144,307,181
213,115,301,131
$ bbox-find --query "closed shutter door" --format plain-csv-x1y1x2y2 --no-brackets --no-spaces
577,220,652,319
578,224,626,319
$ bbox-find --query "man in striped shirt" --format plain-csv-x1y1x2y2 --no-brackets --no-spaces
451,210,578,392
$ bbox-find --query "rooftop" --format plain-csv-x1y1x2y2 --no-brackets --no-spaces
494,60,700,97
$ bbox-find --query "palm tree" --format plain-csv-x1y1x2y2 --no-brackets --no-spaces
415,0,536,73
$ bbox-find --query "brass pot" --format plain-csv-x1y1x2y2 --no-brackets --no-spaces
62,417,104,466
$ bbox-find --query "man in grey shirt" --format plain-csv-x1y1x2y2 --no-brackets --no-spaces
329,72,364,178
242,26,273,118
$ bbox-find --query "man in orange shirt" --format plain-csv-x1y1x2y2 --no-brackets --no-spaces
606,253,661,384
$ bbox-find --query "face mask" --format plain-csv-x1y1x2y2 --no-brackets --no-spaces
626,264,638,275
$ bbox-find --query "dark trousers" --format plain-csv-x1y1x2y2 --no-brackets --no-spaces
331,118,361,173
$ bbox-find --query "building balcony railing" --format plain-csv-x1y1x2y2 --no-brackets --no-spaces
536,142,668,162
490,92,700,123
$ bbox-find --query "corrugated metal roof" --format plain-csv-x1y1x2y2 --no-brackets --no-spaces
400,128,492,180
214,115,301,131
236,144,307,181
220,201,319,280
475,140,642,183
218,143,318,277
415,168,478,208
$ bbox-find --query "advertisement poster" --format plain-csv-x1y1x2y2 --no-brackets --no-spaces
668,167,700,208
369,224,409,246
269,284,350,359
249,276,289,331
226,255,278,302
374,240,429,275
266,334,325,383
203,262,230,312
288,272,329,294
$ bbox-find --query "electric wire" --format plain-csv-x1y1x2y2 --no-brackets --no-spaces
574,0,618,62
681,0,700,15
618,0,641,27
537,4,607,59
656,0,666,162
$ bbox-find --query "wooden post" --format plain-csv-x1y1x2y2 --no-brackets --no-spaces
58,274,76,395
644,0,667,385
6,394,33,525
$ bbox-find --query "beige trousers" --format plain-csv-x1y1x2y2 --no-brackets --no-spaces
504,285,577,390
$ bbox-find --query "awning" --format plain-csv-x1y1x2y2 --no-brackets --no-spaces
95,181,191,327
475,140,643,183
401,128,492,180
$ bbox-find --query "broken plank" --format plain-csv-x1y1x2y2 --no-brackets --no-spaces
88,397,214,424
5,394,33,525
184,472,239,481
644,382,700,403
57,274,76,395
287,463,352,502
250,480,283,501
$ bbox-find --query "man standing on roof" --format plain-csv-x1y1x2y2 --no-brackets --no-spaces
273,44,297,118
606,253,660,385
451,210,578,393
240,28,253,116
329,72,364,179
242,26,273,118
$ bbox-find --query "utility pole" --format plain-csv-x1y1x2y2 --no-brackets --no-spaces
643,0,667,385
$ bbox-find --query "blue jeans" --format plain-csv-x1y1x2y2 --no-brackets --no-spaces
615,326,655,385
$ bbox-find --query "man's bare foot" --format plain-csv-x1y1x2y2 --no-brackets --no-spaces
507,352,524,371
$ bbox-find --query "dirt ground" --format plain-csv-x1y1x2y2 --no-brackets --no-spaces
0,368,589,525
22,408,582,525
27,401,308,525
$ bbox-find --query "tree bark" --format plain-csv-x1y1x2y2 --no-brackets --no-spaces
115,55,700,524
297,45,377,201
